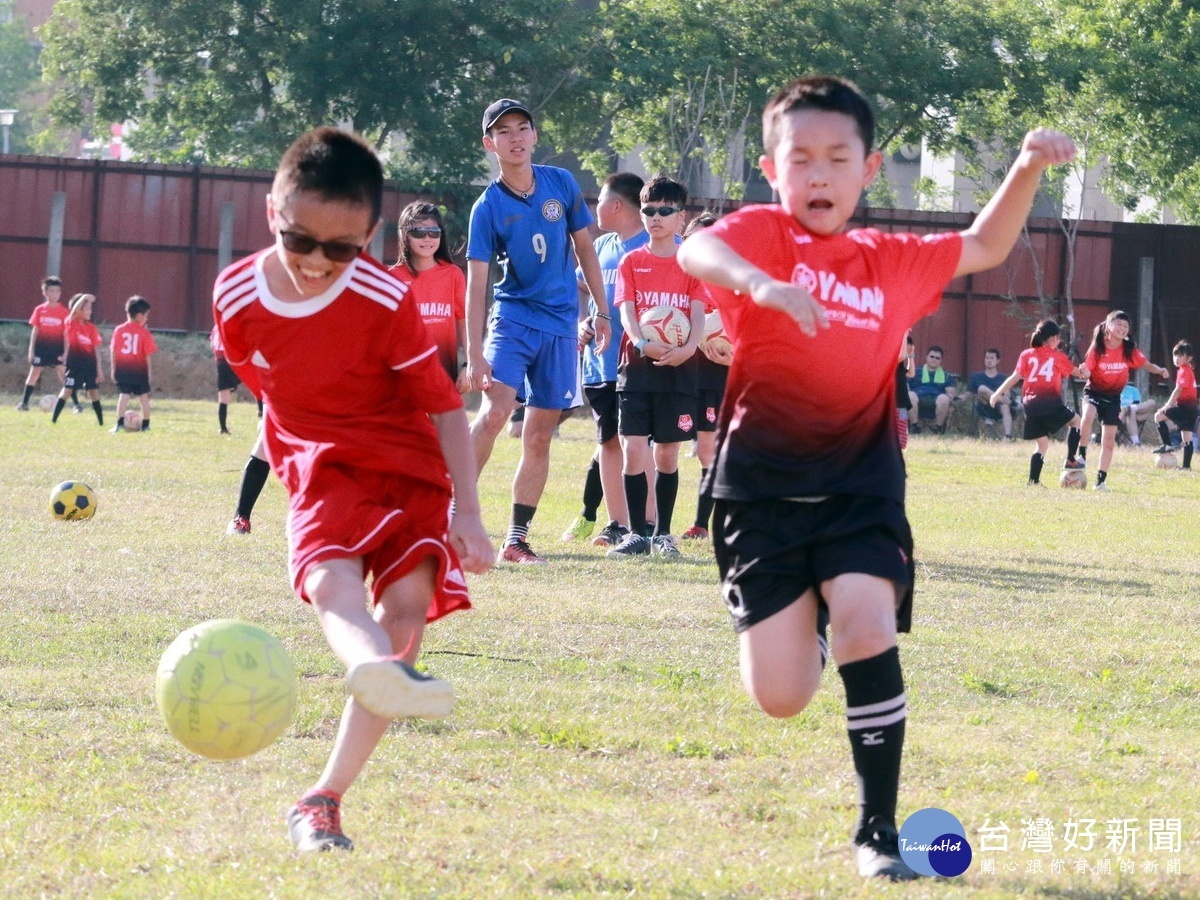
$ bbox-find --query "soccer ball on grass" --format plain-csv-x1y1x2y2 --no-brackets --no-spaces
50,481,98,520
155,619,297,760
1155,451,1177,469
1059,468,1087,489
123,410,143,431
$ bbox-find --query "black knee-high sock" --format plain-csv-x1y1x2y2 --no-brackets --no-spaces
839,646,907,838
654,469,679,535
72,389,81,408
1158,421,1172,446
580,457,603,520
506,503,537,546
1097,469,1108,485
21,384,35,406
1185,443,1194,469
694,468,715,529
1067,427,1081,460
237,456,271,519
218,402,229,432
1029,452,1044,484
92,400,103,425
51,397,66,422
623,472,648,536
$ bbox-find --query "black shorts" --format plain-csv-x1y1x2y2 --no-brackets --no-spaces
64,360,98,391
618,390,698,443
216,358,241,392
696,388,723,433
1023,397,1076,439
712,494,914,635
1084,389,1122,426
1165,404,1198,433
31,352,63,368
583,382,619,444
117,380,151,397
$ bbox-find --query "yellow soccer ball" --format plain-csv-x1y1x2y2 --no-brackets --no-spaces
50,481,98,520
155,619,297,760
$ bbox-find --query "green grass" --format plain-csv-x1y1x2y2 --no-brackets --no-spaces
2,401,1198,898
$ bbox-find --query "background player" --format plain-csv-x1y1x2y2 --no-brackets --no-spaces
989,319,1088,484
50,292,105,426
464,98,610,564
16,276,72,412
1152,339,1197,467
110,295,157,432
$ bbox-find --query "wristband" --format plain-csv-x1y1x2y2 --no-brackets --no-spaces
634,339,647,357
594,313,610,321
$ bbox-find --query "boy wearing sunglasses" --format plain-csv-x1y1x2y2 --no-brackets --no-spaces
678,75,1076,880
213,126,493,853
607,175,706,560
464,98,610,565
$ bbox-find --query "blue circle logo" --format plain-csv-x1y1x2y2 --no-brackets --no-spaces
898,807,972,877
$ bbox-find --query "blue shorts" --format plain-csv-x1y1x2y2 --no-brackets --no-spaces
485,317,580,410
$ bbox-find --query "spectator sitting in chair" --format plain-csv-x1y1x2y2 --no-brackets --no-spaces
908,345,956,434
967,348,1013,439
1118,383,1156,446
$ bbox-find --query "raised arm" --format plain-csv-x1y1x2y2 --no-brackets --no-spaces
956,129,1078,278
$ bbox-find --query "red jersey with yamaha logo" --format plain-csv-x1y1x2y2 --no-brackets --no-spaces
615,245,704,394
1176,362,1196,404
1084,343,1146,394
701,204,962,502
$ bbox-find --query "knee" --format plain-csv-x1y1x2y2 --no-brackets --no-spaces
748,679,819,719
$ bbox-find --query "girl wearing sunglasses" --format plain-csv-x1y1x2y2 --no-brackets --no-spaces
391,201,470,392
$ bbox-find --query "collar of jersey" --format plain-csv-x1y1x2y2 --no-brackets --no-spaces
253,251,358,318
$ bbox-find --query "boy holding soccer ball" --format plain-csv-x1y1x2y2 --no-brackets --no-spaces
213,127,493,852
606,175,706,559
677,74,1076,881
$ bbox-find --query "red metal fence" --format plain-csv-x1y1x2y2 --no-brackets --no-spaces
3,155,1200,384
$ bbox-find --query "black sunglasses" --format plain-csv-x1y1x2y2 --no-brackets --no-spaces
408,227,443,239
641,205,680,218
279,231,363,263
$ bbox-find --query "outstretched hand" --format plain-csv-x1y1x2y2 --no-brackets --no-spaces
1021,128,1078,170
748,277,828,337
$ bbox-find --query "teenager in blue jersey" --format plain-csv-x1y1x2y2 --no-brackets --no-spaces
465,98,610,564
561,172,651,549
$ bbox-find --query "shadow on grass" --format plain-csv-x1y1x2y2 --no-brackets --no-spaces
999,881,1193,899
916,558,1152,597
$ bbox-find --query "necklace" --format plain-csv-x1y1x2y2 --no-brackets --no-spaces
501,173,535,199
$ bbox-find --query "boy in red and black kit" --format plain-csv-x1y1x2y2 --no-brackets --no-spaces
607,175,706,559
214,127,492,853
1153,339,1198,466
17,276,71,412
678,75,1076,881
110,296,158,432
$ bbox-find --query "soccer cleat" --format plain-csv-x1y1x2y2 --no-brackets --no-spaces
606,532,651,558
14,403,28,411
854,816,919,881
652,534,682,558
498,540,547,565
1063,458,1085,470
72,405,83,414
227,514,252,535
592,521,629,548
109,425,124,433
287,793,354,852
219,428,232,436
681,525,709,540
1152,444,1173,454
346,656,454,719
1094,481,1108,492
560,516,595,542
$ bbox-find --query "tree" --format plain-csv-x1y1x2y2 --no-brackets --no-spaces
0,1,41,154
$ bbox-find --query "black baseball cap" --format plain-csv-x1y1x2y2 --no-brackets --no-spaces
482,99,534,134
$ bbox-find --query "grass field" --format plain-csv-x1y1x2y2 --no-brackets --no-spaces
2,398,1197,899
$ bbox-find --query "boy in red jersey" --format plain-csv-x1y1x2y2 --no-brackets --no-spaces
1152,340,1198,467
51,293,106,425
677,74,1076,881
989,320,1088,484
1072,310,1168,489
16,276,70,412
109,296,158,432
606,175,706,559
213,127,492,853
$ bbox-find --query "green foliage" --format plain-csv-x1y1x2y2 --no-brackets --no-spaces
0,1,40,153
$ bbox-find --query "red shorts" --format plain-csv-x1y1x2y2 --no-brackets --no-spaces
286,466,470,623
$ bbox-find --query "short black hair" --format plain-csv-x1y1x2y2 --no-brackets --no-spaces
985,348,1001,359
1173,339,1193,358
683,210,718,238
273,127,384,225
640,174,687,207
126,295,151,317
602,172,645,207
763,75,875,156
42,276,62,290
927,345,944,356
